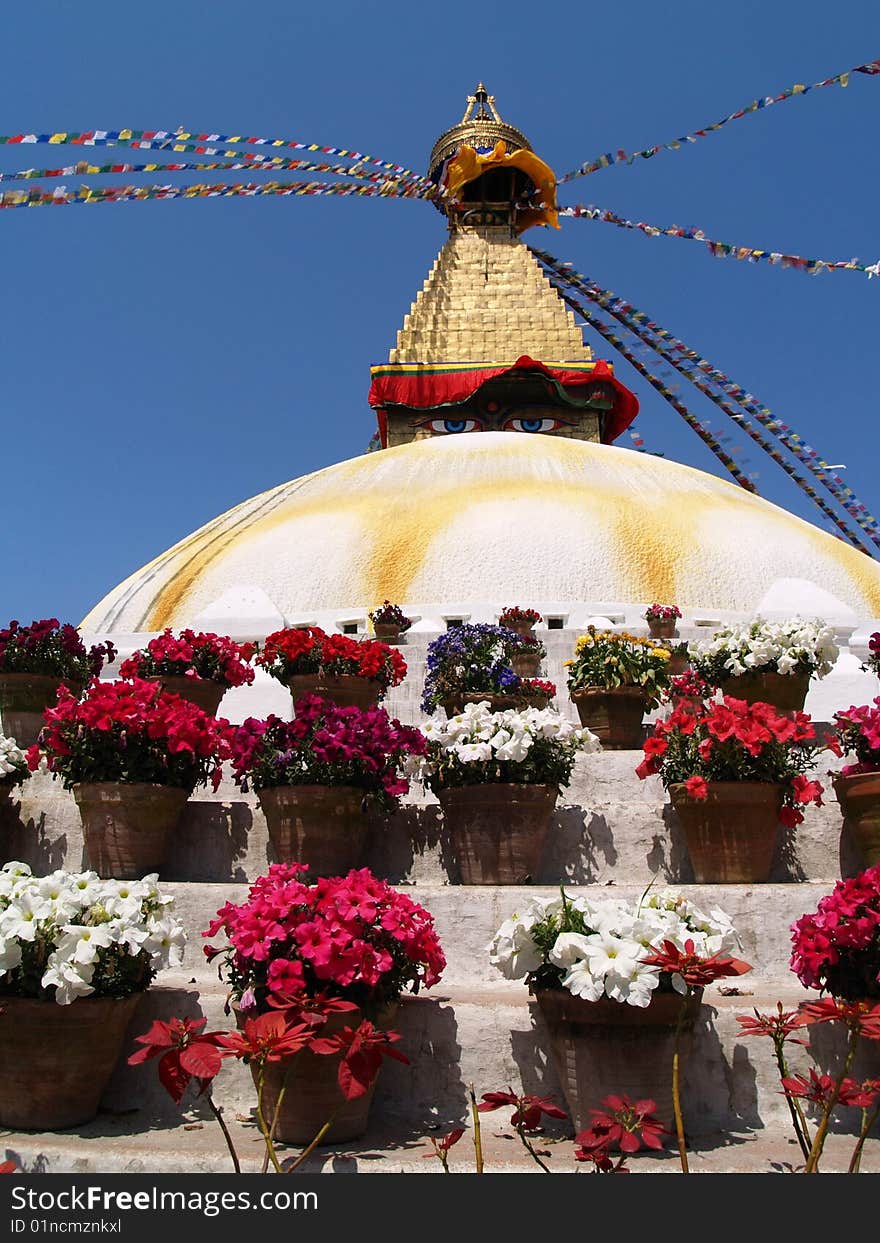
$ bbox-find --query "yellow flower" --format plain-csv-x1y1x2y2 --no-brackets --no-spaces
653,649,671,661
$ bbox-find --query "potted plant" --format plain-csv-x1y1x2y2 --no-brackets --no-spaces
0,860,185,1130
421,623,524,717
0,618,116,748
519,678,557,709
230,694,427,876
203,862,446,1143
256,626,407,711
30,678,233,878
644,603,682,640
638,695,827,882
687,617,838,713
790,864,880,1001
565,627,672,749
368,601,412,644
498,606,543,638
119,628,256,716
829,697,880,868
488,887,744,1132
418,702,599,884
511,634,545,679
0,732,28,810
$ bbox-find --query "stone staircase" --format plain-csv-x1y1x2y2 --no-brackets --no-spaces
2,630,879,1174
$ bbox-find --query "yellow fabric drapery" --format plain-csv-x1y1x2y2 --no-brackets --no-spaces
442,141,559,231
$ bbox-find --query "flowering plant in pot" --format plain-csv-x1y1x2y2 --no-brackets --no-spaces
203,862,446,1145
368,601,412,641
256,626,406,709
0,618,116,748
229,694,427,875
488,887,746,1139
638,695,826,882
790,864,880,1002
498,606,542,637
644,604,681,640
519,678,556,707
0,860,185,1129
830,699,880,866
511,634,546,679
119,628,256,716
417,702,599,883
687,617,838,712
29,677,233,878
564,627,671,748
421,623,524,715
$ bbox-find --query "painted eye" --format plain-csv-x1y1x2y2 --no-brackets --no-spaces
423,418,482,434
503,417,567,433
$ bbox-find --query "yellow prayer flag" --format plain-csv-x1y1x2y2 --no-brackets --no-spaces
49,133,66,144
119,129,132,140
840,73,850,88
792,84,805,94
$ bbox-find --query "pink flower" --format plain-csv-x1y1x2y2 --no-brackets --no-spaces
684,775,708,800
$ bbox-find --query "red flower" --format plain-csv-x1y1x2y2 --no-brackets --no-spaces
309,1020,410,1100
735,1003,808,1045
798,997,880,1039
477,1090,567,1131
0,1160,18,1173
575,1094,667,1154
423,1127,465,1161
128,1016,228,1105
641,939,752,988
684,775,709,800
218,1012,315,1064
781,1068,871,1109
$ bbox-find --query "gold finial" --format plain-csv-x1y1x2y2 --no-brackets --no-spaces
428,85,531,182
461,84,502,125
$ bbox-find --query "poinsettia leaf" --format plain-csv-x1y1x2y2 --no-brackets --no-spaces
338,1049,381,1101
157,1050,189,1105
179,1042,223,1080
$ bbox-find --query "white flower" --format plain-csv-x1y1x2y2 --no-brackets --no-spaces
0,934,22,974
561,959,605,1000
0,891,52,942
41,959,95,1005
581,932,644,978
548,932,593,968
143,915,186,970
56,923,116,966
604,959,661,1007
488,915,543,979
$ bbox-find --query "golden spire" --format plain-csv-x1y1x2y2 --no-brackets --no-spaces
428,84,532,182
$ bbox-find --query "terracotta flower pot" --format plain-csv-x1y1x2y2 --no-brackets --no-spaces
373,623,403,644
258,784,368,876
143,674,225,717
670,780,785,883
834,771,880,868
512,651,542,678
437,782,557,884
73,782,191,879
534,986,703,1138
288,674,382,711
718,670,810,714
0,992,142,1130
647,618,677,640
505,620,537,638
570,686,648,749
241,1003,397,1145
0,672,83,749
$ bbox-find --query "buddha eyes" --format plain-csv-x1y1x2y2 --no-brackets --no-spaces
503,417,567,433
422,418,482,434
419,416,569,435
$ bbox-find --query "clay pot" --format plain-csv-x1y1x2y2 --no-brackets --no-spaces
73,782,190,879
570,687,648,749
288,674,382,711
241,1003,397,1145
534,987,703,1138
373,623,403,644
437,782,557,884
258,784,368,876
143,675,225,717
718,670,810,714
670,780,784,883
0,673,83,749
667,651,689,677
512,651,542,679
504,619,537,638
0,992,142,1130
647,618,677,640
834,771,880,868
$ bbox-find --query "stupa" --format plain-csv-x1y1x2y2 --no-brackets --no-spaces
80,84,880,677
6,88,880,1175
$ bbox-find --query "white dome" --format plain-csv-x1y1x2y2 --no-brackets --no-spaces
81,433,880,633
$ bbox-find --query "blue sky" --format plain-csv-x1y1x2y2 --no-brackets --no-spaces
2,0,879,625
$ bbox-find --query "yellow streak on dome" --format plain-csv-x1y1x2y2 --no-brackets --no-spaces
136,436,880,628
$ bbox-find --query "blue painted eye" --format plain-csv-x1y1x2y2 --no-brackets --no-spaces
423,418,482,434
503,417,566,433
